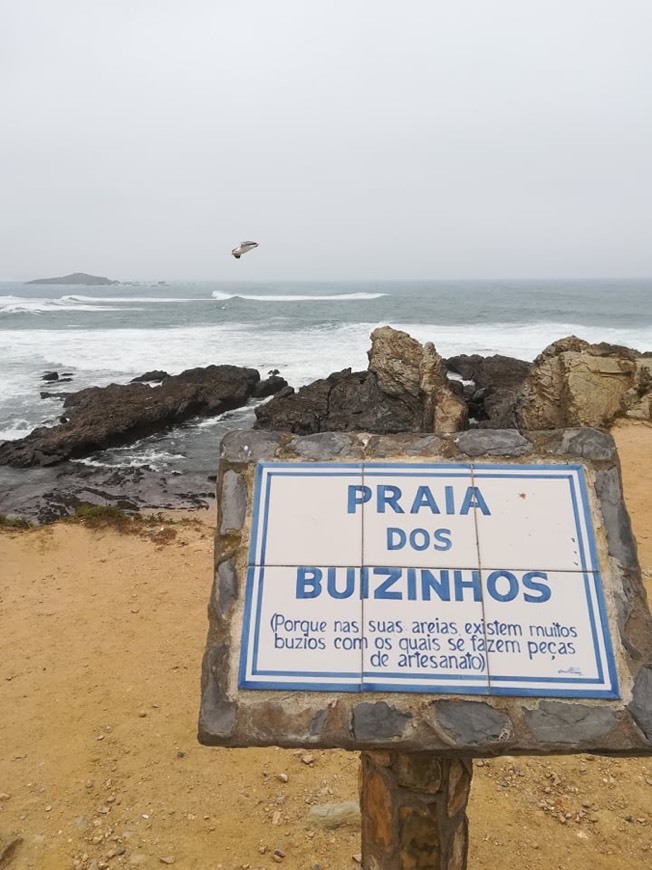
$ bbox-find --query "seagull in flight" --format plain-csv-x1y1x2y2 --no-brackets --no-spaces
231,240,259,259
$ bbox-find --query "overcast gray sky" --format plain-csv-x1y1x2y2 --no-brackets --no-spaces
1,0,651,281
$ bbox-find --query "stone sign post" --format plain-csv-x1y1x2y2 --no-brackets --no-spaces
199,428,652,869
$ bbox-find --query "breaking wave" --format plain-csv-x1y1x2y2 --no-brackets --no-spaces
211,291,386,302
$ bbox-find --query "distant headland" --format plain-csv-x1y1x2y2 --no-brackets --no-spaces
25,272,120,286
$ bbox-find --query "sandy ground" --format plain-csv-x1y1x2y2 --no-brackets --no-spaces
1,423,651,870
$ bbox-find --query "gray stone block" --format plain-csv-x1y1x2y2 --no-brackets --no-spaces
557,428,616,460
199,645,237,740
216,559,237,617
629,666,652,740
220,430,283,462
309,709,328,736
432,701,512,745
456,430,531,456
289,432,364,460
199,698,237,740
524,701,618,744
220,470,246,533
366,434,444,458
352,702,412,740
595,467,639,569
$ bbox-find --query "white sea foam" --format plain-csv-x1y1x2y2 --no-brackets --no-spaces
389,321,652,362
76,447,187,471
2,318,651,399
0,295,126,314
211,291,386,302
0,321,374,389
59,294,206,304
0,419,37,441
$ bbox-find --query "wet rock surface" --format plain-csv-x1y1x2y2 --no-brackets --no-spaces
446,353,532,428
0,464,214,524
0,365,286,469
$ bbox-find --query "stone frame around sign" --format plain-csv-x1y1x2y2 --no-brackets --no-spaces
199,428,652,756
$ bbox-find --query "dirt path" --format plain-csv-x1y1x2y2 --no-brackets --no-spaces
1,424,651,869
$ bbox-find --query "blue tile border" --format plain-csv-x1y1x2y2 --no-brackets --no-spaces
238,461,618,698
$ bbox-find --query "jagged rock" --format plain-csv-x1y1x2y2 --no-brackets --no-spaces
516,337,652,430
255,327,467,435
255,368,420,434
42,371,59,381
252,374,287,399
446,354,532,428
367,327,466,432
421,341,468,434
131,370,169,382
367,326,424,401
0,365,287,468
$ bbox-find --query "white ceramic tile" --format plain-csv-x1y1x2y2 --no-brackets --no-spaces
360,584,489,693
239,565,364,689
250,464,364,567
482,569,618,697
362,465,480,569
472,466,586,571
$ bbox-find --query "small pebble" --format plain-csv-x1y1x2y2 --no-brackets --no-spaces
277,773,289,783
159,858,176,865
301,754,315,765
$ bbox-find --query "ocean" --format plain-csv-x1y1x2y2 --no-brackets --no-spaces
1,278,651,477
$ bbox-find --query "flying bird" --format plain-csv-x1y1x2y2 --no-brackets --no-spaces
231,241,259,259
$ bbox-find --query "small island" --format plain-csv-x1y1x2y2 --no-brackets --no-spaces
25,272,120,286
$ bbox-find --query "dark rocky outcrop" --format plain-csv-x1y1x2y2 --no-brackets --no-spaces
0,464,214,524
26,272,120,285
252,374,288,399
0,365,287,468
255,368,421,434
255,327,467,435
131,370,170,383
446,354,532,428
40,391,69,400
256,330,652,437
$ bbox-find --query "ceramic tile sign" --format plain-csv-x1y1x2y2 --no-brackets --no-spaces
238,461,618,699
